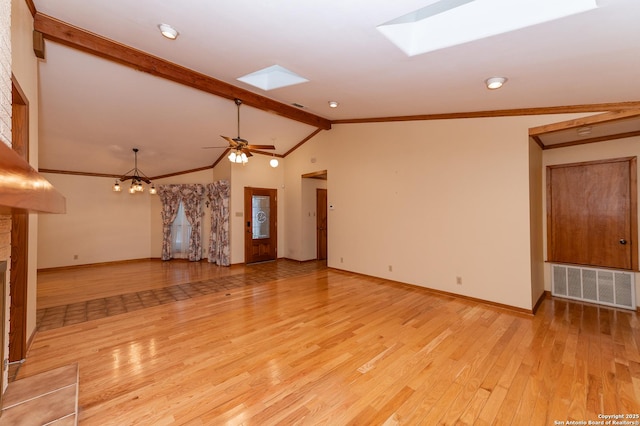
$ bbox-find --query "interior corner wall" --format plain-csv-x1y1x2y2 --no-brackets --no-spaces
542,135,640,307
11,0,41,362
38,174,152,268
212,158,231,182
529,139,545,307
283,131,332,261
284,115,585,310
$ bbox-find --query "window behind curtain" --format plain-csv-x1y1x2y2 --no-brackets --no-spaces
171,201,192,259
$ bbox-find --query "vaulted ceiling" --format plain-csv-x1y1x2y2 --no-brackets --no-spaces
29,0,640,178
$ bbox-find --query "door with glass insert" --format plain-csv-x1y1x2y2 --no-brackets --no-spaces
244,187,277,263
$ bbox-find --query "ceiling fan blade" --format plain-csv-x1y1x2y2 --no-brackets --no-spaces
246,145,275,150
201,146,228,149
241,148,253,157
220,135,238,147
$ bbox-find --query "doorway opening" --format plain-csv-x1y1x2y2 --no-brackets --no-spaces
302,170,327,261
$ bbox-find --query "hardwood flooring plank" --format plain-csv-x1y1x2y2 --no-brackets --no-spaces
9,259,637,424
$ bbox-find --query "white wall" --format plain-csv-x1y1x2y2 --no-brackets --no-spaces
38,174,151,268
36,108,637,311
285,116,584,310
284,132,330,261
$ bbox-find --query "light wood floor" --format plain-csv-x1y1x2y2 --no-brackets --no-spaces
16,259,640,425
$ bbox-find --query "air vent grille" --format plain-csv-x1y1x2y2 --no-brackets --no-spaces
552,264,636,310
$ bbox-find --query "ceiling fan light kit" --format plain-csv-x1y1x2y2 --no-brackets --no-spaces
112,148,156,194
219,99,276,165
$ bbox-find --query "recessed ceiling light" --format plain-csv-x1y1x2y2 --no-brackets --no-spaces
328,101,339,108
158,23,179,40
485,77,507,90
378,0,598,56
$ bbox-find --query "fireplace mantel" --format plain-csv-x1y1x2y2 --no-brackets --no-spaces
0,142,65,214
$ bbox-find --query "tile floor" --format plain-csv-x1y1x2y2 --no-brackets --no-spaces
36,259,326,331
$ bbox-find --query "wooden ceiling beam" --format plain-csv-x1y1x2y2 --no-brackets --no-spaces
33,13,332,131
333,102,640,125
529,109,640,136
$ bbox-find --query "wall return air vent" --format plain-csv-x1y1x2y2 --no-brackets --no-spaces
551,264,636,310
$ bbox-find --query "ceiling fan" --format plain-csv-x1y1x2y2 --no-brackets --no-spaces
204,99,275,161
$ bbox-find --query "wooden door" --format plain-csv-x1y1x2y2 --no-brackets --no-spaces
9,78,29,361
244,187,277,264
547,157,637,270
317,188,327,260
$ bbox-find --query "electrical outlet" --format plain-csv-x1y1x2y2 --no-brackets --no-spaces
340,257,344,263
388,265,393,272
456,276,462,285
73,254,79,260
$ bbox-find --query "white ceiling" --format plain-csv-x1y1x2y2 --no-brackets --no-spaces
32,0,640,178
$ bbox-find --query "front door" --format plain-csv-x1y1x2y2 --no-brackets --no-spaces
547,157,637,270
244,187,277,264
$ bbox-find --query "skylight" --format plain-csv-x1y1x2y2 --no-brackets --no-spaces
237,65,309,91
377,0,598,56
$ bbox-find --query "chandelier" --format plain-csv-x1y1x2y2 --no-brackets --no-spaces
112,148,156,194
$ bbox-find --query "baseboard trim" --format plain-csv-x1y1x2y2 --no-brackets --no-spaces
532,290,550,315
37,257,157,273
328,267,535,316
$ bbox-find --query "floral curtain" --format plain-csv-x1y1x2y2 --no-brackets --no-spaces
206,180,230,266
158,184,205,261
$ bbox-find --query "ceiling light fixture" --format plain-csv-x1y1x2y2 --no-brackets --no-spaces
219,99,276,165
377,0,598,56
270,156,279,168
228,150,248,164
158,23,179,40
485,77,507,90
113,148,156,194
328,101,339,108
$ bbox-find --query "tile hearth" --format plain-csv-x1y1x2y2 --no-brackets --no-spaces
0,363,78,425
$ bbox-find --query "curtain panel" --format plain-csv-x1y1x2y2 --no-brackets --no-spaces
206,180,230,266
158,184,205,261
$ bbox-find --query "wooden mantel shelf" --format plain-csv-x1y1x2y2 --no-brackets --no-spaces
0,142,66,214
